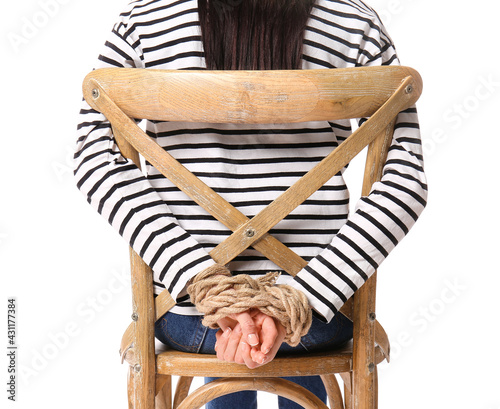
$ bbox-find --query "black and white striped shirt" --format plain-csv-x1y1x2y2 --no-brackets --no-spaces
74,0,427,322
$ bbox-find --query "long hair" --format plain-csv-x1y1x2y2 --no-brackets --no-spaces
198,0,316,70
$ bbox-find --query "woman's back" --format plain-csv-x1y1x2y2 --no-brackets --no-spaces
75,0,426,322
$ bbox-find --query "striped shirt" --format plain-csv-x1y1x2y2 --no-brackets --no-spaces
74,0,428,323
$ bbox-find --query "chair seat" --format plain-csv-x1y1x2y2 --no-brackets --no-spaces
154,341,386,378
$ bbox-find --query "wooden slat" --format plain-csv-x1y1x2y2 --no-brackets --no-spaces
157,349,352,378
84,66,421,123
175,378,329,409
130,249,156,409
156,342,387,378
352,274,378,409
155,375,172,409
127,366,135,409
173,377,193,409
320,374,345,409
351,115,395,409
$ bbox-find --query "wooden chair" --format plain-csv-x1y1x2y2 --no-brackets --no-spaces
82,66,422,409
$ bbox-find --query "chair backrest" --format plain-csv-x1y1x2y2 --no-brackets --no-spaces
84,66,420,123
83,66,421,271
82,66,422,408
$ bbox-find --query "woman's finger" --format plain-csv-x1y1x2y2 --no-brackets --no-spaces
251,319,286,366
229,311,260,347
258,314,279,355
215,327,232,361
222,324,243,362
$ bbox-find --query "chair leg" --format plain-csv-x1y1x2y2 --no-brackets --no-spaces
173,377,193,409
156,375,172,409
320,374,344,409
128,366,135,409
352,368,376,409
340,372,352,409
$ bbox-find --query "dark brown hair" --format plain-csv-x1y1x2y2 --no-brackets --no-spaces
198,0,316,70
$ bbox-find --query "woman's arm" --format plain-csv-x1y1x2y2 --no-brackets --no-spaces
290,6,428,322
74,7,215,301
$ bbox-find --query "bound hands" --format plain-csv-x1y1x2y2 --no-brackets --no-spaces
215,309,286,369
187,264,310,367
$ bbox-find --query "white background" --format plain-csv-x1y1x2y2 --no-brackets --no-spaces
1,0,499,408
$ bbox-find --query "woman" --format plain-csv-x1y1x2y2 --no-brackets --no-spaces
74,0,427,407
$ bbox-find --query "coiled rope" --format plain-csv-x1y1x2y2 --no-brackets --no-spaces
187,264,312,346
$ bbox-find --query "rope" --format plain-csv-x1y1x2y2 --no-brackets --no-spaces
187,264,312,346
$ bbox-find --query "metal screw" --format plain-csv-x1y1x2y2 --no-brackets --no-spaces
245,228,256,238
368,363,375,373
134,364,142,373
368,312,376,322
405,84,413,94
92,88,100,99
131,313,139,321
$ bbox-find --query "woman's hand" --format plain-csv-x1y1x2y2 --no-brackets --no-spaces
215,309,286,369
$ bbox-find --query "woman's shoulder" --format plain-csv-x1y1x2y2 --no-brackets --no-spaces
312,0,387,39
315,0,379,19
119,0,197,23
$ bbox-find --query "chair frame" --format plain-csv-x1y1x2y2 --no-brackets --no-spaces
82,66,422,409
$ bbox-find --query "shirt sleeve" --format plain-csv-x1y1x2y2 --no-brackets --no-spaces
74,10,215,301
289,13,428,322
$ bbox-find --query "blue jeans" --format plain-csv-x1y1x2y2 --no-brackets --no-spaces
155,312,353,409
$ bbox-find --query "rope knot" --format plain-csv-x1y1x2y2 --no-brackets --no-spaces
187,264,312,346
